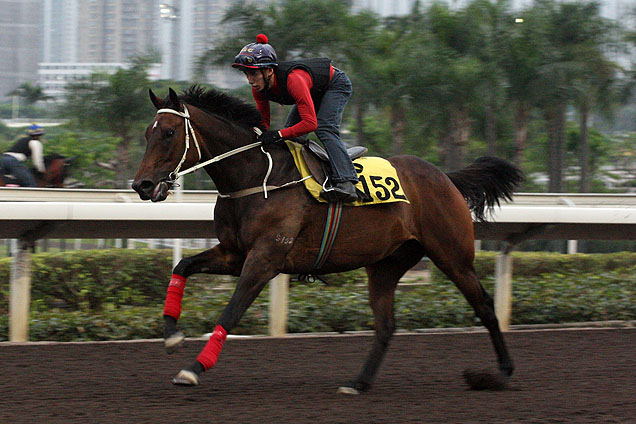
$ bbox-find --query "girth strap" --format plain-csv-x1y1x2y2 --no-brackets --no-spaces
297,201,344,284
312,201,344,270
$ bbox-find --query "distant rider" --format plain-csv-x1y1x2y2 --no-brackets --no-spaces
232,34,359,203
1,124,46,187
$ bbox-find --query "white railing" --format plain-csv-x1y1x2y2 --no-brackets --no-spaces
2,191,635,341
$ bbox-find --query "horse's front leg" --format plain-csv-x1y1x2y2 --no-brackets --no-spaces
172,250,280,386
163,244,244,354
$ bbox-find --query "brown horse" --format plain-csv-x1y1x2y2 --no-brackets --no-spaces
0,154,71,187
132,86,523,393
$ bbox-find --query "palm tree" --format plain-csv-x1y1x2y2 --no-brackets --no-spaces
498,3,546,167
198,0,354,69
8,82,52,105
531,0,612,192
407,3,488,170
63,56,156,187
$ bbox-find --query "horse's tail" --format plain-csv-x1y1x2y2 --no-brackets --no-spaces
446,156,524,222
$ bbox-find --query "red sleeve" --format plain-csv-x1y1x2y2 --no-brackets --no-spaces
253,87,271,129
279,69,318,139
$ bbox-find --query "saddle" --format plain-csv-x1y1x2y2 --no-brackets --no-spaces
300,140,368,187
284,139,409,206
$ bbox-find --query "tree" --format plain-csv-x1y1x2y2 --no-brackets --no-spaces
63,55,158,187
365,12,423,156
198,0,353,68
7,82,52,105
336,10,382,148
407,3,489,170
529,0,609,192
496,2,545,166
572,50,618,192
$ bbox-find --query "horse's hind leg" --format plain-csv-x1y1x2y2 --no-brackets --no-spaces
339,242,424,394
430,254,514,388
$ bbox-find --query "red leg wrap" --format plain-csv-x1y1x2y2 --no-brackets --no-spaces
196,325,228,370
163,274,187,320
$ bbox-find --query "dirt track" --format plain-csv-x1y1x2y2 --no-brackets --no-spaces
1,328,635,423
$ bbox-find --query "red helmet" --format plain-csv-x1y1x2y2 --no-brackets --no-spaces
232,34,278,69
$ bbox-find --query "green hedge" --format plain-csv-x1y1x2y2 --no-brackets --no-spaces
433,251,636,281
1,250,635,341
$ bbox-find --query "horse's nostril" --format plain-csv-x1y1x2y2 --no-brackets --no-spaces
133,180,154,194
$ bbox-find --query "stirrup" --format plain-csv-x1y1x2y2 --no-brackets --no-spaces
320,178,359,203
297,274,330,285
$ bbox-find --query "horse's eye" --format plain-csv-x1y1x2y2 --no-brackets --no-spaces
166,129,175,138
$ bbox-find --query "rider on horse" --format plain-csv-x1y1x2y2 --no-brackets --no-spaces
232,34,360,203
1,124,46,187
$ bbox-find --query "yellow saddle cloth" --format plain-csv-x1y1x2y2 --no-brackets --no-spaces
285,140,409,206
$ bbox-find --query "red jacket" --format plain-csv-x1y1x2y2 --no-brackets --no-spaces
253,66,334,139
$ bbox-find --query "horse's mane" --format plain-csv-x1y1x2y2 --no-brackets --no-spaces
180,85,264,131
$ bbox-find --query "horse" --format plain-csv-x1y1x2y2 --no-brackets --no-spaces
132,86,524,393
0,154,71,188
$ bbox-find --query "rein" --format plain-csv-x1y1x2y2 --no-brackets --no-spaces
155,106,311,199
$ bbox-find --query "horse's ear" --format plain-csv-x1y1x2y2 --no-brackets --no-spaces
149,89,164,110
168,88,182,111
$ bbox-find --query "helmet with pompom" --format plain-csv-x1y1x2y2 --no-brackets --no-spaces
232,34,278,69
27,123,45,136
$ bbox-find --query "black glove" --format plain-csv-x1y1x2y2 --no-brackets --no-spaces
259,130,283,146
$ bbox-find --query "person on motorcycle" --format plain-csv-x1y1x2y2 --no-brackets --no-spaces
232,34,359,203
1,124,46,187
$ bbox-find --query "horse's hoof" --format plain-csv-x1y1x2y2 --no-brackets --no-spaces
172,369,199,386
337,380,369,395
337,386,360,395
165,331,185,354
463,368,509,391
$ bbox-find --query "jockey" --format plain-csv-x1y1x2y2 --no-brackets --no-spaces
1,123,46,187
232,34,359,203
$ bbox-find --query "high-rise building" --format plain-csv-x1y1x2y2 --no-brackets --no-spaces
352,0,635,18
0,0,42,101
351,0,416,16
158,0,243,86
38,0,160,100
75,0,157,63
42,0,78,62
38,0,243,93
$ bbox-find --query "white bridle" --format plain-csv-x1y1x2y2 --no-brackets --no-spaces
154,106,278,197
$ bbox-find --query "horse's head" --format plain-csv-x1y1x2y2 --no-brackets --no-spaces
133,88,201,202
40,154,72,187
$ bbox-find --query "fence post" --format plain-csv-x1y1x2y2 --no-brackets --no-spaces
494,250,513,331
172,175,184,268
269,274,289,336
9,240,32,342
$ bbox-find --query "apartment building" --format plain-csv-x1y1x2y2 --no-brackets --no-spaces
0,0,42,101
